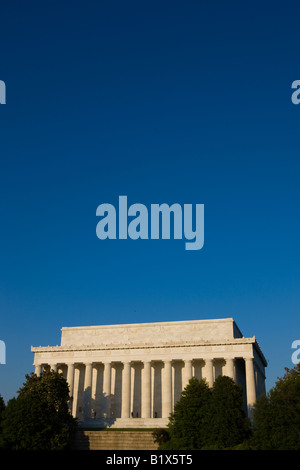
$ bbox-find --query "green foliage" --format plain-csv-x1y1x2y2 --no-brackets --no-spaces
158,376,251,450
165,377,211,449
251,363,300,450
0,370,77,450
0,395,5,420
204,376,251,449
0,394,5,443
152,428,170,445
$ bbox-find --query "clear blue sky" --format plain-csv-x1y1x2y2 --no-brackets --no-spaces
1,0,300,402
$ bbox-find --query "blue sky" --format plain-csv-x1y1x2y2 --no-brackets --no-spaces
0,0,300,402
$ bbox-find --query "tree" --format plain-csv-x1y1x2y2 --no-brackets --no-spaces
0,395,5,420
159,377,212,449
0,370,77,450
0,394,5,444
202,376,251,449
157,376,252,450
252,363,300,450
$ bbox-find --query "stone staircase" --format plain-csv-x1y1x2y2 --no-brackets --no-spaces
71,430,159,450
78,417,168,429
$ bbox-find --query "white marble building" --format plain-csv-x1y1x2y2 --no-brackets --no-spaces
31,318,267,427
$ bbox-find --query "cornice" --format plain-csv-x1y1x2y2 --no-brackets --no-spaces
31,336,257,353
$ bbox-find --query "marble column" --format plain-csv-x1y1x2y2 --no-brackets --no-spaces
35,364,42,377
205,358,214,387
225,358,235,381
50,363,57,372
142,361,151,418
122,362,131,418
83,363,92,420
102,362,111,418
184,359,193,389
162,360,172,418
66,363,75,403
245,357,256,419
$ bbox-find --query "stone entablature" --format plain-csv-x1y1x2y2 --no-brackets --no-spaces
33,336,258,351
31,318,267,427
59,318,244,347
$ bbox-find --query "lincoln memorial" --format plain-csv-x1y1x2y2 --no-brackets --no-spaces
31,318,267,428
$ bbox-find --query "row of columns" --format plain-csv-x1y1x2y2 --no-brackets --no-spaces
34,357,257,419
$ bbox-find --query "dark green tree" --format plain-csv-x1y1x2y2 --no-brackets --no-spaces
0,370,77,450
157,375,252,450
0,395,5,420
202,375,252,449
0,394,5,444
252,363,300,450
159,377,212,449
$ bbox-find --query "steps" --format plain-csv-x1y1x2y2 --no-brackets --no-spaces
71,430,159,450
78,417,168,429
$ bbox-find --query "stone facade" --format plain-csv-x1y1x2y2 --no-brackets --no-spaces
31,318,267,427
